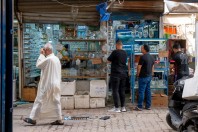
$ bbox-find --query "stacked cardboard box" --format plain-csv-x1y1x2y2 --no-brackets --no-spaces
152,94,168,107
22,87,37,102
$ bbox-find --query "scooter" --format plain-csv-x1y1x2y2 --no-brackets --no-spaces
166,76,198,132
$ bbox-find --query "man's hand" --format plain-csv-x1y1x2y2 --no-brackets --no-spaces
40,48,45,55
128,71,131,76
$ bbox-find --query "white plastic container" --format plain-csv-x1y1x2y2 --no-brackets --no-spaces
90,80,106,97
61,80,76,95
61,96,74,110
90,98,105,108
182,77,198,100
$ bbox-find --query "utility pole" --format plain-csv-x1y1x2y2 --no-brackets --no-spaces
0,0,13,131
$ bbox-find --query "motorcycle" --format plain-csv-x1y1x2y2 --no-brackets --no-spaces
166,76,198,132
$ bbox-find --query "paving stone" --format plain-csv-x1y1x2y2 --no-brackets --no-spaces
13,103,175,132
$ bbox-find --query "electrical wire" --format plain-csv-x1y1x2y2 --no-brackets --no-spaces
53,0,121,8
53,0,103,7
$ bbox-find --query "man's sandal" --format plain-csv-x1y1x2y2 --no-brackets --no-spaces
23,118,36,125
50,120,64,125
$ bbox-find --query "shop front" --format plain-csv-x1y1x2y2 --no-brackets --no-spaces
163,0,198,96
14,0,169,109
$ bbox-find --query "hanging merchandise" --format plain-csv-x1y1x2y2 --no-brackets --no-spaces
76,58,81,66
101,13,111,22
96,2,110,21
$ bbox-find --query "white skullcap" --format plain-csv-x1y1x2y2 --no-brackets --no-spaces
44,43,53,51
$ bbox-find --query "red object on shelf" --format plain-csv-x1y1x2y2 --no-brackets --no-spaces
155,60,160,63
170,60,175,63
164,26,177,34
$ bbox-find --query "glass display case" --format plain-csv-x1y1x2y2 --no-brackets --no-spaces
23,23,60,86
23,23,108,87
59,39,107,79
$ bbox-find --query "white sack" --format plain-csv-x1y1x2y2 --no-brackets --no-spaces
182,76,198,100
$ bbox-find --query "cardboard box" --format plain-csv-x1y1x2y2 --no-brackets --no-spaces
91,58,102,64
74,91,90,109
61,96,74,110
90,98,105,108
152,94,168,107
61,80,76,95
90,80,106,98
22,87,37,102
159,50,169,57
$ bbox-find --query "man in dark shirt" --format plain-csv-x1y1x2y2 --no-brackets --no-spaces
107,40,127,113
135,44,155,111
172,43,189,80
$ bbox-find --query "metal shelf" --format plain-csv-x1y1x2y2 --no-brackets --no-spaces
134,52,159,55
59,39,106,42
135,87,167,89
134,38,167,42
130,38,169,103
62,76,106,79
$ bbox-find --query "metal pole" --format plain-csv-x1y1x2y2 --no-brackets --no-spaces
195,21,198,68
1,0,13,131
17,13,23,98
1,1,7,131
0,0,3,130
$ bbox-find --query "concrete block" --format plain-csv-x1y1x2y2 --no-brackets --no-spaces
74,91,90,109
61,80,76,95
61,96,74,110
90,98,105,108
76,80,90,91
90,80,106,97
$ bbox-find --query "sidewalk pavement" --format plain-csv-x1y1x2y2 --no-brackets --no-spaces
13,103,175,132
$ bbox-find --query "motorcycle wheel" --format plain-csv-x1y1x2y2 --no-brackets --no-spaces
180,125,197,132
166,113,177,130
187,125,196,132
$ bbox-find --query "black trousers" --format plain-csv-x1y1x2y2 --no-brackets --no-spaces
110,76,126,108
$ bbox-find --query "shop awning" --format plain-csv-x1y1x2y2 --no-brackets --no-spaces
15,0,164,25
164,0,198,13
163,14,195,25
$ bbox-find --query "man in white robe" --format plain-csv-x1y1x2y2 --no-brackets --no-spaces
23,43,63,125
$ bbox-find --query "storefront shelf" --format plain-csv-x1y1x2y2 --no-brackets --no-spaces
134,87,167,89
134,52,159,55
134,38,167,42
62,76,106,79
59,39,106,42
129,38,168,103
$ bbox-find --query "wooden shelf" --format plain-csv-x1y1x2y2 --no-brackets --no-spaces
74,50,101,52
61,57,104,61
61,58,89,61
62,76,106,79
59,39,106,42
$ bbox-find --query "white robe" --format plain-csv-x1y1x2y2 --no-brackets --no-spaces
29,53,62,120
